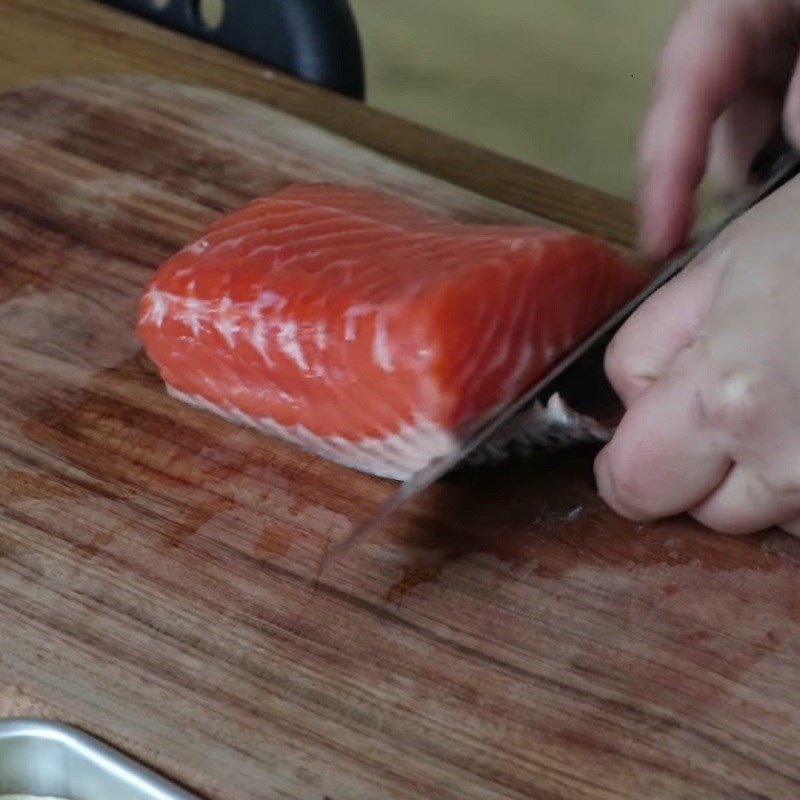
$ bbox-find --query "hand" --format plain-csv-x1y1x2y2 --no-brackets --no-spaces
596,175,800,536
639,0,800,259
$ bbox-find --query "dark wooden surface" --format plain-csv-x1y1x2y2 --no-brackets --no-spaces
0,74,799,800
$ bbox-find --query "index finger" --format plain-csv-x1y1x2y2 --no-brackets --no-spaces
595,343,732,521
638,0,792,257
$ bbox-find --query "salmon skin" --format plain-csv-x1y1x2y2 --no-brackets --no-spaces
137,183,644,479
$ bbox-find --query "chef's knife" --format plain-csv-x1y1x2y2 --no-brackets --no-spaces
332,141,800,558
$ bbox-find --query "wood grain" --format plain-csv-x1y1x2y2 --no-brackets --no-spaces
0,74,800,800
0,0,637,247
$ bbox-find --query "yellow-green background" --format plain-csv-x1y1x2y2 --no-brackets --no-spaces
351,1,677,201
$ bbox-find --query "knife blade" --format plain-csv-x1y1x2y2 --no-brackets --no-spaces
331,144,800,559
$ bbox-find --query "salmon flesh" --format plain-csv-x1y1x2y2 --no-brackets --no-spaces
137,184,643,479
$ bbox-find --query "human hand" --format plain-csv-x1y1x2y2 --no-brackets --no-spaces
639,0,800,259
596,175,800,535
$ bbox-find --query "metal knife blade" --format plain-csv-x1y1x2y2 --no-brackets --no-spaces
331,146,800,560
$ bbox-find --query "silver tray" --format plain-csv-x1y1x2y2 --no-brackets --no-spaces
0,719,200,800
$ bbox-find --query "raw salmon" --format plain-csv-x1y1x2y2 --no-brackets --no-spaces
137,184,643,479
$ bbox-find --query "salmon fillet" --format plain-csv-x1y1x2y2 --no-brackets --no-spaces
137,184,643,479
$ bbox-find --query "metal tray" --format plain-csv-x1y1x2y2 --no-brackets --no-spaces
0,719,200,800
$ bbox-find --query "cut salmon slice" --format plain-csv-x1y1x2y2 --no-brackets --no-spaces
137,184,644,479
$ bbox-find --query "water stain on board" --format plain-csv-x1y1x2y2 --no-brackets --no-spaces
0,533,26,560
157,497,237,554
367,449,800,605
385,565,442,605
15,342,800,615
17,350,362,569
20,351,258,555
0,469,105,559
0,470,83,506
253,526,294,562
391,453,792,575
75,528,116,560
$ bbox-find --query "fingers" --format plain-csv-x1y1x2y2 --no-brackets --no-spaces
707,89,783,196
782,55,800,146
638,0,793,258
595,345,732,521
781,518,800,536
604,245,727,406
690,466,797,534
638,111,707,259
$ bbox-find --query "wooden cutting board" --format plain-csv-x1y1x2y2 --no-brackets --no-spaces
1,75,800,800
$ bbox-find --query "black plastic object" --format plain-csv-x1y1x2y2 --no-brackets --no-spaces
99,0,365,99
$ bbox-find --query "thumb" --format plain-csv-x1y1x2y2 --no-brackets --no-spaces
604,246,728,406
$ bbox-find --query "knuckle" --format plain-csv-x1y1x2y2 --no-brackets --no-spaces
702,369,767,434
694,507,758,536
762,469,800,500
604,341,656,402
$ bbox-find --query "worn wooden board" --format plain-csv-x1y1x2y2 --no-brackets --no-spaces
1,76,800,800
